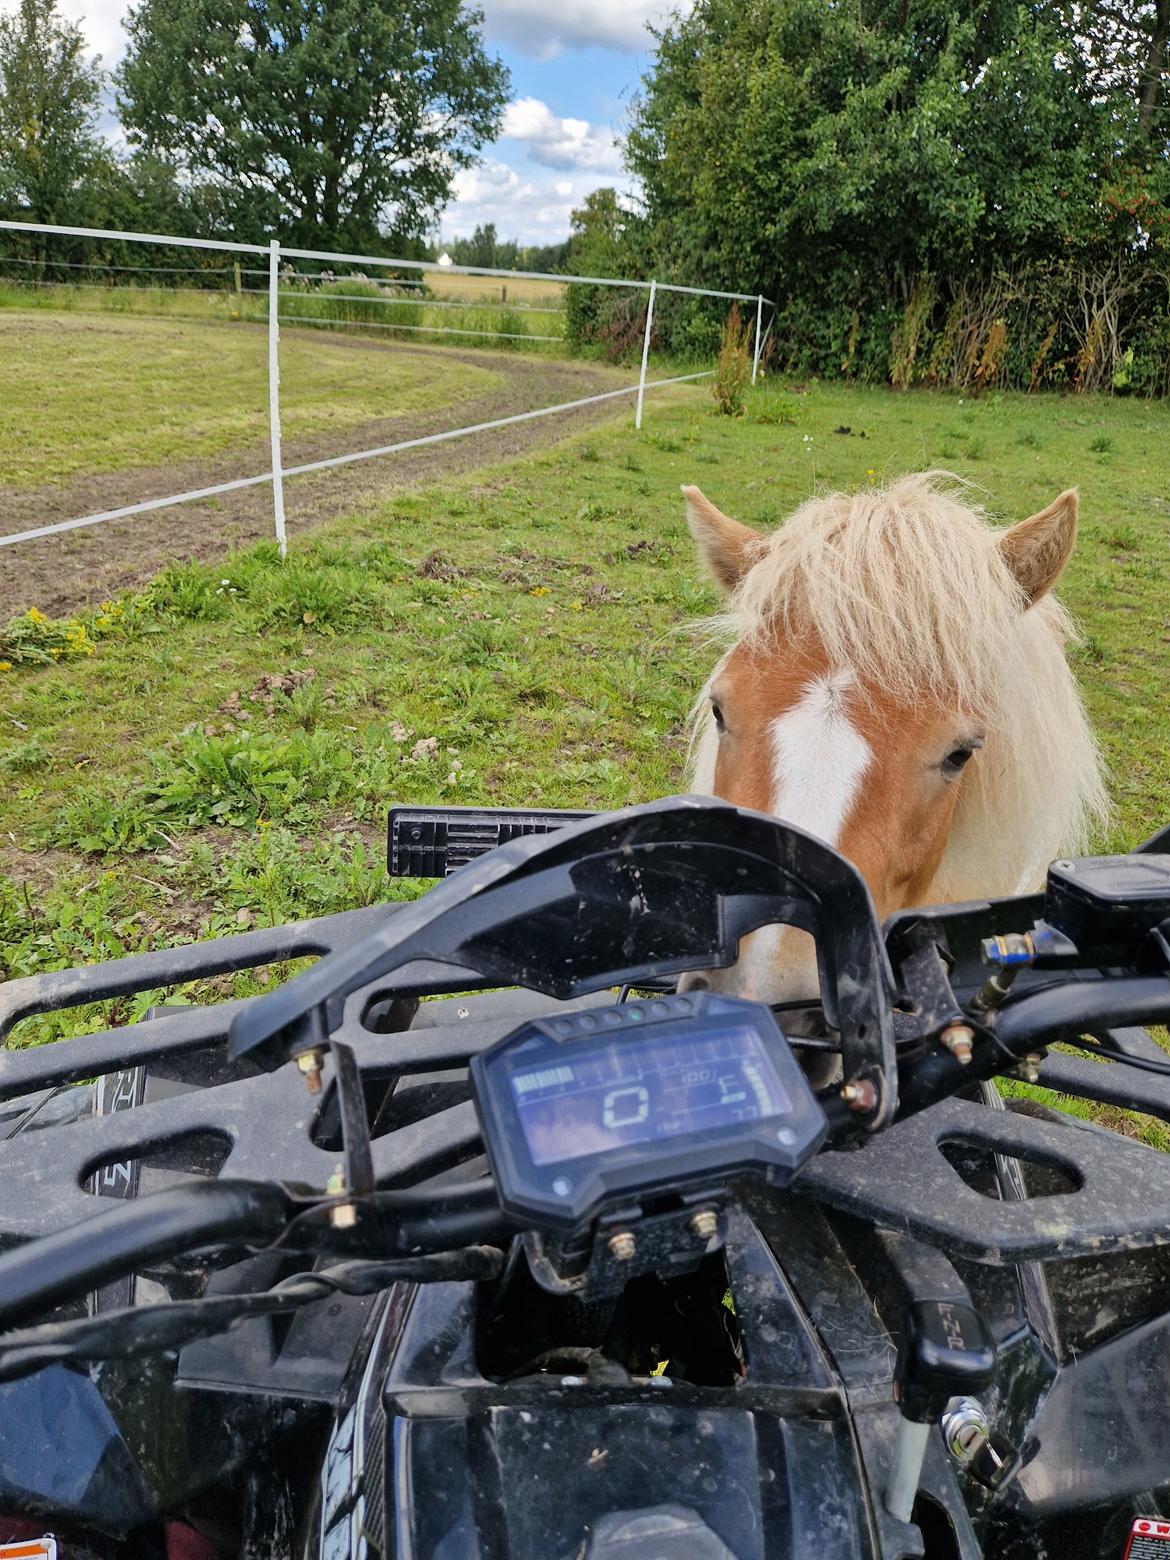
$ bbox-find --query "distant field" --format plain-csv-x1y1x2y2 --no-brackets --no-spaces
0,310,504,486
427,269,567,309
0,269,571,354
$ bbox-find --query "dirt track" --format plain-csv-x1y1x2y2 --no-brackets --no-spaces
0,337,632,622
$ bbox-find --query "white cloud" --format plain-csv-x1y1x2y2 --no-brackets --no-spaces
444,158,635,245
501,96,622,173
48,0,125,63
481,0,679,58
37,0,688,67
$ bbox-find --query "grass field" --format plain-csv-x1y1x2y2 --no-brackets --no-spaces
2,372,1168,1137
0,310,504,487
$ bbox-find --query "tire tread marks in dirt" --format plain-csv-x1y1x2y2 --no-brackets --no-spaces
0,339,632,622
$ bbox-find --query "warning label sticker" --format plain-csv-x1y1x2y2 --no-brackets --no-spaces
1125,1519,1170,1559
0,1540,58,1560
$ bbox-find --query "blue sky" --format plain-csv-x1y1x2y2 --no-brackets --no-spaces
20,0,683,244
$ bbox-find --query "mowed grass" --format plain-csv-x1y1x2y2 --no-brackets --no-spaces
2,377,1168,1146
0,272,569,392
0,310,504,487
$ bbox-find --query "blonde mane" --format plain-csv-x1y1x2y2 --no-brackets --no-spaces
688,473,1110,900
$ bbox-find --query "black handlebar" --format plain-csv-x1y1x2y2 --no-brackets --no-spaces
0,1180,292,1330
0,1178,515,1333
994,975,1170,1050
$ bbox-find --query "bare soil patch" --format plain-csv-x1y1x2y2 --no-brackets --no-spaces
0,337,631,621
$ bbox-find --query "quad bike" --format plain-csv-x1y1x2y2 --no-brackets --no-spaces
2,797,1170,1560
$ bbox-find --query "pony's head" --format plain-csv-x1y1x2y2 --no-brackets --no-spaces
682,473,1109,1007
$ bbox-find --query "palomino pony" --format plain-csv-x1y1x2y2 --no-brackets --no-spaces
680,473,1109,1010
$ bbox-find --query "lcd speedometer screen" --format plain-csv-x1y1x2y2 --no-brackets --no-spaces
510,1024,792,1167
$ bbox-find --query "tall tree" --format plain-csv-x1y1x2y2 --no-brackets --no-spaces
116,0,510,250
621,0,1169,390
1077,0,1170,141
0,0,108,224
625,0,1125,297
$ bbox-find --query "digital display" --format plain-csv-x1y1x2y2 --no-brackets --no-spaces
508,1023,792,1167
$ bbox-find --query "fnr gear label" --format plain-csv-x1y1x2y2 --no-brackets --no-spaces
1125,1518,1170,1559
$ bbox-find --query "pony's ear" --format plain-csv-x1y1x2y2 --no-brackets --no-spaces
682,485,763,594
998,489,1078,606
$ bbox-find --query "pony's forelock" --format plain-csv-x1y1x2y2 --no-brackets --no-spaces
688,472,1110,898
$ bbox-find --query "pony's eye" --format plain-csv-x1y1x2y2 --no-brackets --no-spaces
942,745,978,776
711,701,726,731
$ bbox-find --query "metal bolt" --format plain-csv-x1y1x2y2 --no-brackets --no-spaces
325,1165,357,1230
297,1049,325,1094
607,1231,637,1262
941,1023,975,1065
840,1078,878,1114
689,1209,718,1241
1018,1052,1043,1085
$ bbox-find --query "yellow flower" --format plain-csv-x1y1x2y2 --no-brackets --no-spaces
0,661,11,672
570,600,583,612
529,586,549,597
26,606,46,623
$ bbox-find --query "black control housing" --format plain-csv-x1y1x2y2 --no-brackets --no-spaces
895,1300,997,1423
1045,854,1170,963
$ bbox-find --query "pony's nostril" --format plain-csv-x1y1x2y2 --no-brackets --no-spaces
678,973,709,993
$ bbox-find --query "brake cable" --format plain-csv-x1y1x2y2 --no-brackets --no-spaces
0,1246,505,1384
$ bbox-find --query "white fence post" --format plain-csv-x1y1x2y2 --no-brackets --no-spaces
751,294,764,386
268,238,287,558
0,219,774,554
635,280,657,430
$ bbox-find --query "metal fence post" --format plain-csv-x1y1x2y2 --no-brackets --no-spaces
635,280,657,430
268,238,288,558
751,294,764,386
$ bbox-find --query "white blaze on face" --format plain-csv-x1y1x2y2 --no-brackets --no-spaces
768,671,872,846
727,672,872,1007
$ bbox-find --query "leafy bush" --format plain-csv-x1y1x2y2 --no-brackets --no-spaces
142,729,312,828
749,390,803,426
0,736,52,775
247,553,379,634
712,305,752,417
655,294,723,362
49,791,171,853
495,307,530,346
139,561,231,622
218,824,389,925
